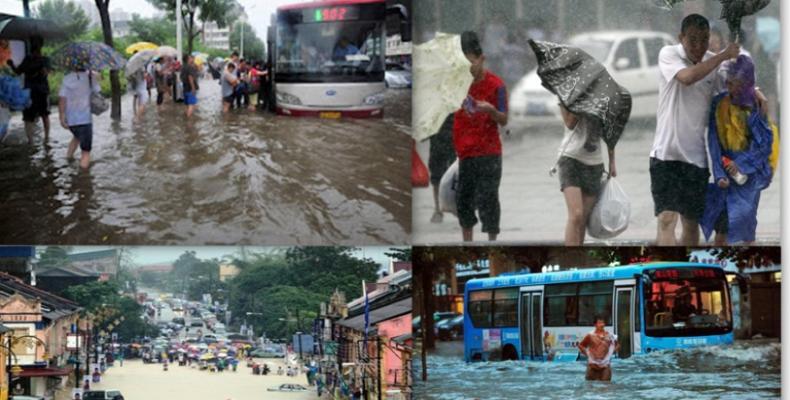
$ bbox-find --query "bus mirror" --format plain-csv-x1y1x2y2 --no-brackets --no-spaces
387,4,411,42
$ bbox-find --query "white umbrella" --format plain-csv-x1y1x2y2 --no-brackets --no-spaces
157,45,178,58
412,33,473,141
125,49,156,75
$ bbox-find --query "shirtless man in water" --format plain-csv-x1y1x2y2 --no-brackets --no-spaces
578,315,620,381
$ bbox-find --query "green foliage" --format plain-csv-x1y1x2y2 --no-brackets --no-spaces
128,14,177,45
229,22,265,61
37,246,71,268
228,247,378,340
33,0,90,42
146,0,237,52
61,281,157,341
385,247,411,262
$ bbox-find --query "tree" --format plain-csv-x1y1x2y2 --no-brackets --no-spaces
385,248,412,262
33,0,90,42
229,21,265,61
94,0,122,119
62,281,157,340
147,0,237,54
128,14,176,45
37,246,71,268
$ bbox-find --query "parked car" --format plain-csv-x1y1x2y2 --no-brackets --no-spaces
83,390,124,400
509,30,676,129
250,348,286,358
385,61,412,88
413,312,462,335
436,315,464,340
267,384,308,392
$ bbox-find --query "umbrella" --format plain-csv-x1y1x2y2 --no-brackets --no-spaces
199,353,215,361
720,0,771,41
126,41,158,55
412,33,473,141
528,39,632,149
157,46,178,58
51,41,126,71
125,49,156,75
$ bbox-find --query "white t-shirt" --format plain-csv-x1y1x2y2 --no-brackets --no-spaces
558,116,603,166
651,44,724,168
59,71,100,127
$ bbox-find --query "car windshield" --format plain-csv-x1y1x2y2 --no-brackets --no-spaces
276,15,384,83
644,268,733,337
569,38,614,63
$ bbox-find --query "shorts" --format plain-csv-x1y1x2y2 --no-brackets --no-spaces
428,127,456,186
136,89,149,104
223,95,234,104
457,155,502,234
585,365,612,381
184,91,197,105
69,124,93,152
558,156,605,195
650,158,709,220
22,91,50,122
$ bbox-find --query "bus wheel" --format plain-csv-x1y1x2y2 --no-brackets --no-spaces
502,344,518,361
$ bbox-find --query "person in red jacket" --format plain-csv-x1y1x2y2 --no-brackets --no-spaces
453,31,508,242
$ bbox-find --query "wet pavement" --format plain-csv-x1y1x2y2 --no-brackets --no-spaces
0,80,411,245
412,122,781,244
413,339,781,400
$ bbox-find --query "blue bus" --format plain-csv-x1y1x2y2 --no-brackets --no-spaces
463,262,734,362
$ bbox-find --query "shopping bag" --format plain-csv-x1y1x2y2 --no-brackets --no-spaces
412,141,430,187
587,177,630,239
438,159,459,215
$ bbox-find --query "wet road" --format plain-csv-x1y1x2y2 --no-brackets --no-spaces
413,340,781,400
412,122,781,244
0,80,411,245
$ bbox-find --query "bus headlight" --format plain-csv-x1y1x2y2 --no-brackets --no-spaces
276,92,302,105
363,92,385,105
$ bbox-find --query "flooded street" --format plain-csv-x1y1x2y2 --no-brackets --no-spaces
412,123,781,245
413,340,781,400
0,80,411,245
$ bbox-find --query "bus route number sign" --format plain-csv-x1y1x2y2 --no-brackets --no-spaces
307,6,361,22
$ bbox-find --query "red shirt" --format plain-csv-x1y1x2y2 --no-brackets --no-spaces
453,70,507,159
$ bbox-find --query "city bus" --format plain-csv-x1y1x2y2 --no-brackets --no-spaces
266,0,410,118
463,262,734,362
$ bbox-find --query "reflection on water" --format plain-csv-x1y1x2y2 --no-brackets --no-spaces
0,80,411,245
414,341,780,400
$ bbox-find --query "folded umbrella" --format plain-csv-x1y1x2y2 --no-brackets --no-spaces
720,0,771,41
528,39,632,149
51,41,126,71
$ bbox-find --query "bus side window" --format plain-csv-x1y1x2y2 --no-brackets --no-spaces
544,283,579,326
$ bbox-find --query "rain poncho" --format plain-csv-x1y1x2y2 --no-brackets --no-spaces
701,93,778,243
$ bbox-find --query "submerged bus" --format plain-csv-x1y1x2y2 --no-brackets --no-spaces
267,0,410,118
463,262,734,362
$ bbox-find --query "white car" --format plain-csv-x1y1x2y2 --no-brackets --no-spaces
509,30,676,130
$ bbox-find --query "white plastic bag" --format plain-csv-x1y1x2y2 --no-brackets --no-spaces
587,177,630,239
438,159,459,215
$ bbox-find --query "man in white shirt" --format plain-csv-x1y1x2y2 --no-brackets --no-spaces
650,14,741,245
59,70,100,169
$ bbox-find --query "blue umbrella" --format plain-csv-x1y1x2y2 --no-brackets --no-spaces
52,41,126,71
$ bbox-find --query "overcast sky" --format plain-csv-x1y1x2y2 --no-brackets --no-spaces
0,0,302,40
40,246,405,271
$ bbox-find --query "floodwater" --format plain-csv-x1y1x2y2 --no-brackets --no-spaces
412,125,781,244
413,340,781,400
0,79,411,245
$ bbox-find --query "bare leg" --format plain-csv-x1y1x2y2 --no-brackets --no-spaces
656,211,679,245
580,192,598,243
80,151,90,169
67,137,79,159
24,121,34,144
462,227,473,242
679,216,700,246
431,184,443,223
488,232,497,241
563,187,585,246
42,116,50,141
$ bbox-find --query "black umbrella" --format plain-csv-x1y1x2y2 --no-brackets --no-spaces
528,39,632,149
720,0,771,41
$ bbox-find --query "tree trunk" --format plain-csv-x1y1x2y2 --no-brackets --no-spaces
96,0,121,120
187,11,196,55
22,0,31,17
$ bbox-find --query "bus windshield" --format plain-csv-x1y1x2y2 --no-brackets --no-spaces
276,19,384,83
643,268,732,337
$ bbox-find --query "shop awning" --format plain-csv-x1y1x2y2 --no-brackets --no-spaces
17,367,72,378
336,298,412,331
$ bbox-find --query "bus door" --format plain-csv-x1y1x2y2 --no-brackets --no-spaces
518,286,544,360
614,280,635,358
